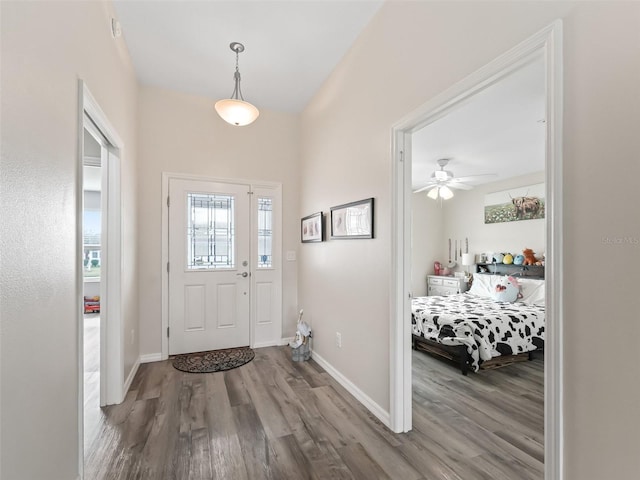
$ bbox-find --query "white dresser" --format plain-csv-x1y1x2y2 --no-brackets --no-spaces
427,275,467,296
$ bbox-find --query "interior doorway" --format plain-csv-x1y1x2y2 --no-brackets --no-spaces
78,80,126,476
82,126,105,454
390,21,564,480
408,52,547,479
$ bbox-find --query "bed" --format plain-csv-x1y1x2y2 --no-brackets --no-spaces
411,273,545,374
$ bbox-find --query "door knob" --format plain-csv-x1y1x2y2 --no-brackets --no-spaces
236,272,249,278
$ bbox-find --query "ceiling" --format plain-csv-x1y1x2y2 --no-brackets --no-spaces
412,54,546,191
112,0,384,113
111,1,544,186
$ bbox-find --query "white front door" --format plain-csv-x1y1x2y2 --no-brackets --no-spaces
168,178,251,354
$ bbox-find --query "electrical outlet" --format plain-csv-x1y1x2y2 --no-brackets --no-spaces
130,329,135,346
336,332,342,348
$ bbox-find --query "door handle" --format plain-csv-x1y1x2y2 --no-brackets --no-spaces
236,272,249,278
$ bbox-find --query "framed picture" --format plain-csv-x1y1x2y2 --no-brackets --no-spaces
330,198,374,239
301,212,323,243
484,183,545,224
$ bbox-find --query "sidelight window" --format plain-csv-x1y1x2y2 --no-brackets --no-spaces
257,197,272,268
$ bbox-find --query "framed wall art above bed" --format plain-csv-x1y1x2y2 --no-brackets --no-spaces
484,183,545,224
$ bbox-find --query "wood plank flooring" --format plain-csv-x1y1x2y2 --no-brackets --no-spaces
84,347,543,479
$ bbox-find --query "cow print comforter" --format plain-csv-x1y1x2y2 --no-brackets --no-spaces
412,293,545,371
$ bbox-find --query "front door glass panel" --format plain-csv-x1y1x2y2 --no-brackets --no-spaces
186,193,235,269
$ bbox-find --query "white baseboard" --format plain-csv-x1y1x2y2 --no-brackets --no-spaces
252,340,278,349
310,349,391,429
122,357,140,401
253,337,294,349
139,353,163,363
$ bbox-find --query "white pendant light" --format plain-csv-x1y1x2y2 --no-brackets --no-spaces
215,42,259,126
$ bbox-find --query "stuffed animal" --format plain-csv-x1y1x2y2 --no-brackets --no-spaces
522,248,536,266
493,276,522,303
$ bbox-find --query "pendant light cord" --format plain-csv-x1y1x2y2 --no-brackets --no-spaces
231,49,245,101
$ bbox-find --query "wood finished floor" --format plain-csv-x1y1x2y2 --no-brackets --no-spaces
84,346,543,480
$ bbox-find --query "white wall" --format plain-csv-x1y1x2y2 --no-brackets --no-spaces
450,172,546,263
410,192,443,296
300,2,640,479
440,172,545,261
0,1,139,478
137,86,300,357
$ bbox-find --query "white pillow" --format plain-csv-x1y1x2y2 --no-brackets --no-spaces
518,278,545,305
469,274,501,298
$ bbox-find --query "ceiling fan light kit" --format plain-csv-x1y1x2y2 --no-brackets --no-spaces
215,42,260,126
426,185,454,200
439,185,454,199
415,158,496,200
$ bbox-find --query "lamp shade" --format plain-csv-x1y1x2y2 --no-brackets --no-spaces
439,185,454,200
214,99,259,126
427,187,439,199
461,253,474,266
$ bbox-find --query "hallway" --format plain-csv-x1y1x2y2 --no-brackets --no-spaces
83,346,543,479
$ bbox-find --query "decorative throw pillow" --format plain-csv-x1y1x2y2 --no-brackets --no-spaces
492,276,521,303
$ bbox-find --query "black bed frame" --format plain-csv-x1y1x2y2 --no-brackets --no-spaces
412,334,538,375
412,334,471,375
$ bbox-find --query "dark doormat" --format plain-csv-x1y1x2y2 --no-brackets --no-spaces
171,346,255,373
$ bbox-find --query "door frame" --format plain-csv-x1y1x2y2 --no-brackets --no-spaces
82,117,111,408
77,81,125,474
389,20,564,480
160,172,282,360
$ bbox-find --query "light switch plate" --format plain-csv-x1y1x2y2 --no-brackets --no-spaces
286,251,296,261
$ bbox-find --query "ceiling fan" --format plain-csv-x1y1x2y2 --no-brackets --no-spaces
414,158,496,200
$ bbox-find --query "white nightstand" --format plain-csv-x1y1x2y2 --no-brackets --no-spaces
427,275,467,296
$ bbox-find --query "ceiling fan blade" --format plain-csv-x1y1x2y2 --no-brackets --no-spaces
448,182,473,190
452,173,497,183
413,182,438,193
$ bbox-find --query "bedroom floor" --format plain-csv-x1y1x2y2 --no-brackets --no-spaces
83,346,543,479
